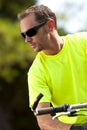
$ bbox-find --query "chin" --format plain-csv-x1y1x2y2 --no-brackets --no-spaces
34,48,42,52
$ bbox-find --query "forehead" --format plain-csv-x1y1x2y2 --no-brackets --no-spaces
20,13,38,32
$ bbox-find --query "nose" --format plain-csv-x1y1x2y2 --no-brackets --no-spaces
25,35,32,43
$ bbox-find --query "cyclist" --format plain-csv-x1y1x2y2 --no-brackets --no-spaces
18,4,87,130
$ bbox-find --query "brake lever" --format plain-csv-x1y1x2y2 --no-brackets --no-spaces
52,109,80,119
32,93,43,111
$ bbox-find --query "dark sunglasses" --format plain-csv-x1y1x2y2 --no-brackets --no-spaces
21,20,47,38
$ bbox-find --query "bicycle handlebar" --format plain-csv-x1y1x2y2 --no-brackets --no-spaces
70,103,87,109
35,103,87,116
35,104,69,115
32,93,87,117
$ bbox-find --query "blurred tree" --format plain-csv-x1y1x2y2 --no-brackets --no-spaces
0,18,36,82
0,18,40,130
0,0,37,20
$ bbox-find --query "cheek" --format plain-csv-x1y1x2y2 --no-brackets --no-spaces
40,31,48,41
39,36,47,45
35,29,48,44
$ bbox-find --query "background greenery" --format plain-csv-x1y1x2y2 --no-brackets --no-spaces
0,0,67,129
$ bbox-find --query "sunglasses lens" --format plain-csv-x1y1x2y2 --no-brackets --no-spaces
27,28,37,37
21,29,37,39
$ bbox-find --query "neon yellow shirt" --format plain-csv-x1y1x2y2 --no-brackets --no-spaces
28,32,87,124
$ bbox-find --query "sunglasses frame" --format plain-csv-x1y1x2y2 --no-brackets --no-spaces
21,20,48,38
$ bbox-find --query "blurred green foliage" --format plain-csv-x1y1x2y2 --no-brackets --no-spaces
0,18,36,82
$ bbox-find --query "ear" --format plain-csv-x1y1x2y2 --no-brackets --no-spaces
47,19,55,30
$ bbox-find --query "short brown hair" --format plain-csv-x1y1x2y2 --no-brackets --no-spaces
17,4,57,28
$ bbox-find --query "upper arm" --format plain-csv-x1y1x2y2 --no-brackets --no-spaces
28,65,51,107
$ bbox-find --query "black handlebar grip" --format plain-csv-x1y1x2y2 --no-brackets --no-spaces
36,104,69,115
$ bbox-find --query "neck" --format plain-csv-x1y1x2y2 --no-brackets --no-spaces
43,36,64,55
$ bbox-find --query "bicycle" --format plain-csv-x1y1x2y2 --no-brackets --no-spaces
32,93,87,120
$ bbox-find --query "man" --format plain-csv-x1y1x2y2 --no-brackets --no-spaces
18,4,87,130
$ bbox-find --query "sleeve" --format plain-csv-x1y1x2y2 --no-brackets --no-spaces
28,62,51,107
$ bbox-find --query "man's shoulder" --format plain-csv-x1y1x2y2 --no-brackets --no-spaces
65,32,87,39
62,32,87,44
29,52,44,70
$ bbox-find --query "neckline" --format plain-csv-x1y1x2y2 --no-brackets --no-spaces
39,36,66,59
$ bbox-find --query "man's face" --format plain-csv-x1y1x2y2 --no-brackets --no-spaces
20,13,49,52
